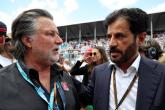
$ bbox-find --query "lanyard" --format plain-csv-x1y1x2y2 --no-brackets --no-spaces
16,62,55,110
112,66,138,110
56,81,66,109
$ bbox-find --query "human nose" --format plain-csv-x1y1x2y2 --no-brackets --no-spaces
55,34,63,45
109,36,117,47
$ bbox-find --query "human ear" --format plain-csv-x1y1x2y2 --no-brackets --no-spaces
21,36,32,48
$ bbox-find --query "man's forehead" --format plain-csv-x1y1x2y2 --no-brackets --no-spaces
36,17,57,29
107,20,130,33
37,27,59,33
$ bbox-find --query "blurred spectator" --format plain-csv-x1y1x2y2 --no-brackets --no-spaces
92,46,108,65
0,21,16,68
144,39,163,60
138,44,147,57
70,47,93,86
56,56,72,73
70,46,108,110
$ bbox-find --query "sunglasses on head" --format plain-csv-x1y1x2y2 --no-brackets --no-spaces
90,52,97,56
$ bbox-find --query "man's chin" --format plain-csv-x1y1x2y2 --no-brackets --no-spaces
110,57,120,63
49,57,59,64
52,54,59,61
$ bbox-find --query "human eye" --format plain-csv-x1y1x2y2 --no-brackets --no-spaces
45,31,55,37
116,33,126,40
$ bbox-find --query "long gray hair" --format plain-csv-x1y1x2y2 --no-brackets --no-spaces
12,9,53,60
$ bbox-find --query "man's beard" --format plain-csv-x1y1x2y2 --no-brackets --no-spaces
109,40,137,66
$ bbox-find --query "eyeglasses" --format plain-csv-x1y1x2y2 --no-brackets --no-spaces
90,52,97,56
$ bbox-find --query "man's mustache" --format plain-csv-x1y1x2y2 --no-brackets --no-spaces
109,47,121,53
53,46,59,51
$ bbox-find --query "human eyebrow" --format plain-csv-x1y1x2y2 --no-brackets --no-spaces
45,30,60,37
45,31,54,36
115,33,126,39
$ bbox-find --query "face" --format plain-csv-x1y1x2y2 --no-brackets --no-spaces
107,18,141,66
30,17,63,65
0,35,5,45
0,35,5,51
92,48,102,64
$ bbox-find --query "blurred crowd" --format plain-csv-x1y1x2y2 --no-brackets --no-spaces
59,34,165,67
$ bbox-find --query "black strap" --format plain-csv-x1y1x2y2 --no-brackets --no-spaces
112,66,138,110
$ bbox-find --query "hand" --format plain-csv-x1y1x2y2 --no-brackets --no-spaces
84,56,93,64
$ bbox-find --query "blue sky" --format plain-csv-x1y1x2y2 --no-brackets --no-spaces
1,0,165,33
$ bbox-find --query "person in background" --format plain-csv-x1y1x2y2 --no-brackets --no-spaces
63,58,72,72
70,46,108,110
144,39,163,60
56,56,71,73
70,46,108,86
138,44,147,57
0,9,80,110
70,47,93,86
0,21,16,68
73,8,165,110
139,38,164,63
92,46,109,65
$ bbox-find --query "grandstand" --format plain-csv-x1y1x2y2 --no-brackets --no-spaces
58,11,165,42
58,11,165,62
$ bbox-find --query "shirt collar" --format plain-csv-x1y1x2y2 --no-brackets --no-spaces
18,60,63,83
129,54,141,72
109,54,141,72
